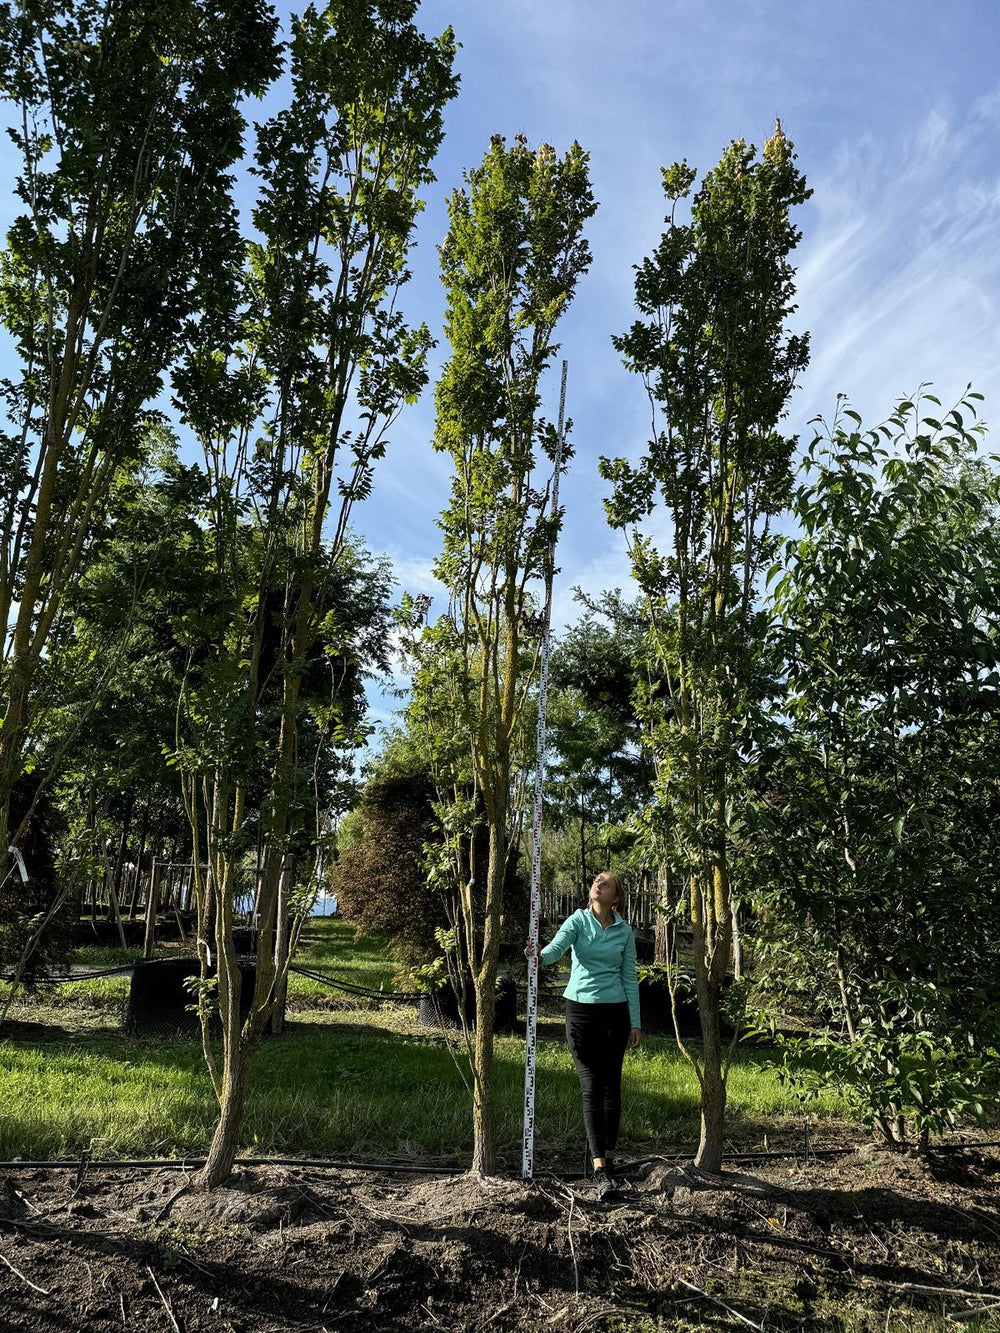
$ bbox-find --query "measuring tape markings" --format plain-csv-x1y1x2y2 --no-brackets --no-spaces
522,361,568,1182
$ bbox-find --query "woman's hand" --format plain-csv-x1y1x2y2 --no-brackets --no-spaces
524,938,537,959
628,1028,642,1050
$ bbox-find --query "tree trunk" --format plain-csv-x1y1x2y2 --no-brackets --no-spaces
270,854,294,1036
694,987,727,1174
468,814,506,1177
692,849,733,1175
127,801,150,918
654,862,672,965
112,790,135,909
142,861,161,960
731,904,743,981
105,856,127,949
578,795,587,888
196,1042,251,1189
197,839,248,1190
470,970,497,1176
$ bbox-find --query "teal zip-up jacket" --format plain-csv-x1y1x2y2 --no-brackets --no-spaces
540,909,641,1029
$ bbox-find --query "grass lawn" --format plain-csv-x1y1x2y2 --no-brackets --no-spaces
287,915,399,999
0,1007,851,1163
0,916,853,1163
3,916,395,1012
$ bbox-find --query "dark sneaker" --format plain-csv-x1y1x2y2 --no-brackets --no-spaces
593,1168,614,1200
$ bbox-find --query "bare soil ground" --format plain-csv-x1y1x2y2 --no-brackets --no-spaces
1,1144,999,1332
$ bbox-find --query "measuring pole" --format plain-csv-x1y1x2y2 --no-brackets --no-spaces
522,359,568,1181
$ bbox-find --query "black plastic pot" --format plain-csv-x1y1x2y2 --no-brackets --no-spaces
123,956,265,1038
74,918,146,948
637,970,736,1039
417,975,518,1035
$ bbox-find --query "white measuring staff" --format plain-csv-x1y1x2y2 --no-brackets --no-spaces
522,360,568,1181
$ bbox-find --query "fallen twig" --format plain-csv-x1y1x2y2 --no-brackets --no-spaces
146,1265,182,1333
356,1199,414,1230
948,1299,1000,1324
0,1249,51,1296
566,1189,579,1295
512,1245,525,1300
676,1277,764,1332
479,1301,516,1329
574,1307,620,1333
863,1279,1000,1302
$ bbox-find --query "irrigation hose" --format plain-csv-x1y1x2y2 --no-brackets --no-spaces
1,962,421,999
0,1140,997,1176
0,964,138,982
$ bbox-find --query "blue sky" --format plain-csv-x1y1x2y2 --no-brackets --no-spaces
3,1,998,740
341,0,1000,733
350,1,1000,624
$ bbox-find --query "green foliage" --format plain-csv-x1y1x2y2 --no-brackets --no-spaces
0,0,281,865
601,125,810,1168
544,591,656,888
331,772,441,972
752,388,1000,1143
776,1012,998,1141
424,132,596,843
44,428,211,868
602,125,810,879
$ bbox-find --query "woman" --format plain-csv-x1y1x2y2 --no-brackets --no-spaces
526,871,641,1198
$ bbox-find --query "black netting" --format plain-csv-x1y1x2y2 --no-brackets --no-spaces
417,976,518,1035
123,957,271,1038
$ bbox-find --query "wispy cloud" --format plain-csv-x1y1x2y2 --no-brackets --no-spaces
351,1,1000,738
795,100,1000,430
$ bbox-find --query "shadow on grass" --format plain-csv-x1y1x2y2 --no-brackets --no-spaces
0,1010,847,1165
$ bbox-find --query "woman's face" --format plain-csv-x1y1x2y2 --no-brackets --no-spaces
589,875,618,910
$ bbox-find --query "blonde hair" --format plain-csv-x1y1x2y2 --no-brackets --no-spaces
592,871,625,916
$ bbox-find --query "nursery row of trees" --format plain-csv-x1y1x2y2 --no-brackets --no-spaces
0,0,459,1186
337,128,1000,1174
0,0,997,1187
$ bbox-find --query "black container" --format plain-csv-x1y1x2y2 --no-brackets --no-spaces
74,918,146,948
123,956,264,1038
418,975,518,1035
637,970,736,1039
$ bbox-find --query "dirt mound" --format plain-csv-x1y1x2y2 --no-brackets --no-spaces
1,1148,998,1331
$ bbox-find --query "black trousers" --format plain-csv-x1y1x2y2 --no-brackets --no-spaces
565,999,630,1161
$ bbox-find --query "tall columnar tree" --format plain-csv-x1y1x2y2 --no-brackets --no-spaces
427,134,595,1176
171,0,457,1188
0,0,281,888
602,124,810,1173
